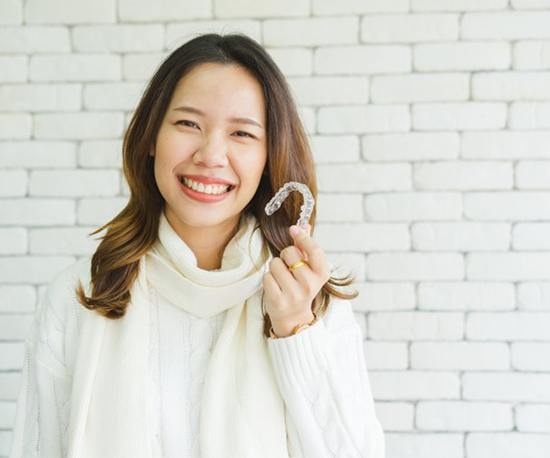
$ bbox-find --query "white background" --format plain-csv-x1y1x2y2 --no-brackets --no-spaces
1,0,550,457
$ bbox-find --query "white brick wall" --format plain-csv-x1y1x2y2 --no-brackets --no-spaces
1,1,549,457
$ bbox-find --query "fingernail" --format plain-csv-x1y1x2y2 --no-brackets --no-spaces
289,225,301,236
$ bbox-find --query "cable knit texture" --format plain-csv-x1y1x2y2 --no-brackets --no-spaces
10,252,384,458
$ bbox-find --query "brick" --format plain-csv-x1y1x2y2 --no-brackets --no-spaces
464,373,550,402
463,131,550,158
514,41,550,70
364,192,462,221
414,161,513,190
0,314,34,340
318,105,410,134
78,140,122,168
0,114,31,140
411,342,509,370
367,252,464,280
369,311,463,340
417,401,513,430
317,163,411,192
510,102,550,129
372,73,469,103
467,312,550,340
77,197,127,225
462,12,550,39
414,42,510,71
0,26,70,53
0,141,76,168
0,199,75,226
386,433,463,458
0,84,81,112
264,17,358,47
516,405,550,432
0,228,27,255
29,227,99,255
29,54,121,82
412,102,507,130
361,14,459,43
315,45,411,74
412,222,511,251
518,282,550,310
316,222,409,251
516,161,550,189
412,0,508,11
512,0,550,7
0,56,27,82
375,402,414,431
0,257,75,284
472,72,550,101
24,0,116,24
418,282,515,311
120,0,210,21
0,343,25,370
83,82,145,110
29,170,119,197
73,24,164,52
309,136,360,163
0,0,22,24
370,371,461,400
511,343,550,371
0,286,35,313
465,192,550,220
0,170,27,197
354,282,416,311
467,432,550,458
315,194,363,222
122,53,167,81
34,112,124,140
266,48,312,76
214,0,307,18
313,0,409,15
468,253,550,280
289,76,368,105
364,341,408,369
363,132,459,161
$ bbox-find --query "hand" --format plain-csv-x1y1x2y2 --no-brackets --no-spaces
262,223,331,337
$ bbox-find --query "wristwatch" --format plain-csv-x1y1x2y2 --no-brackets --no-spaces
269,311,318,339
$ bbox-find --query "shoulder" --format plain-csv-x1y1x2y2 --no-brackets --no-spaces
35,256,92,338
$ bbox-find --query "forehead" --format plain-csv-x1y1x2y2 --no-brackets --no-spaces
169,62,266,123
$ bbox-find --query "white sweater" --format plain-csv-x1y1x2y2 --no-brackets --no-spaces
9,258,385,458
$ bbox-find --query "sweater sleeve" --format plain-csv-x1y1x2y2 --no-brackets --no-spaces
9,288,73,458
266,299,385,458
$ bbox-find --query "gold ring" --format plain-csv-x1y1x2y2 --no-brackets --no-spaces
288,259,307,271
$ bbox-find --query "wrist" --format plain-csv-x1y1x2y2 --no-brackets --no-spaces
270,310,316,338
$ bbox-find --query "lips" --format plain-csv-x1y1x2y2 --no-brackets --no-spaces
178,175,236,192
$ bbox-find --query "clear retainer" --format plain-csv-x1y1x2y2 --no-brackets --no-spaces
264,181,315,229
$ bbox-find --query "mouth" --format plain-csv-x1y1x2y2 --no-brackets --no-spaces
177,175,237,195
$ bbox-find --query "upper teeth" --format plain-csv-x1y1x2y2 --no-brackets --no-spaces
181,177,231,195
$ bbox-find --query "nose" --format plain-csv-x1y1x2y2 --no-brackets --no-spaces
192,134,229,168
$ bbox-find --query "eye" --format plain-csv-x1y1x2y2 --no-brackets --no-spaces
234,131,255,139
175,120,199,129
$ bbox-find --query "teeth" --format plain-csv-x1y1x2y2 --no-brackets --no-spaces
180,177,231,195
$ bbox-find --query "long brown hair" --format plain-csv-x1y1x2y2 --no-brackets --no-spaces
75,32,358,337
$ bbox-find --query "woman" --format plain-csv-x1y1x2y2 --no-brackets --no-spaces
9,33,385,458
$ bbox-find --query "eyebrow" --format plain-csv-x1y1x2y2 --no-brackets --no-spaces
172,105,264,129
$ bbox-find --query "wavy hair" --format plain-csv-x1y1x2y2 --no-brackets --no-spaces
75,32,358,338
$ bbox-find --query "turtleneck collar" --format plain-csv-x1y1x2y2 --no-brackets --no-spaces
144,210,272,318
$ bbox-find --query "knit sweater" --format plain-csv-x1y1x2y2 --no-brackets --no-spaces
9,257,385,458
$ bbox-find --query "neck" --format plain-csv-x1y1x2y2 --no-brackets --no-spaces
163,208,242,271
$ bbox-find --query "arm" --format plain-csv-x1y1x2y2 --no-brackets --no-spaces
267,299,385,458
9,289,73,458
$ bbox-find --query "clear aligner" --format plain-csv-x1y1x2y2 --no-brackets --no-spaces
264,181,315,229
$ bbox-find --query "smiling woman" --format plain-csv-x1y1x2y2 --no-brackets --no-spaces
8,33,384,458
